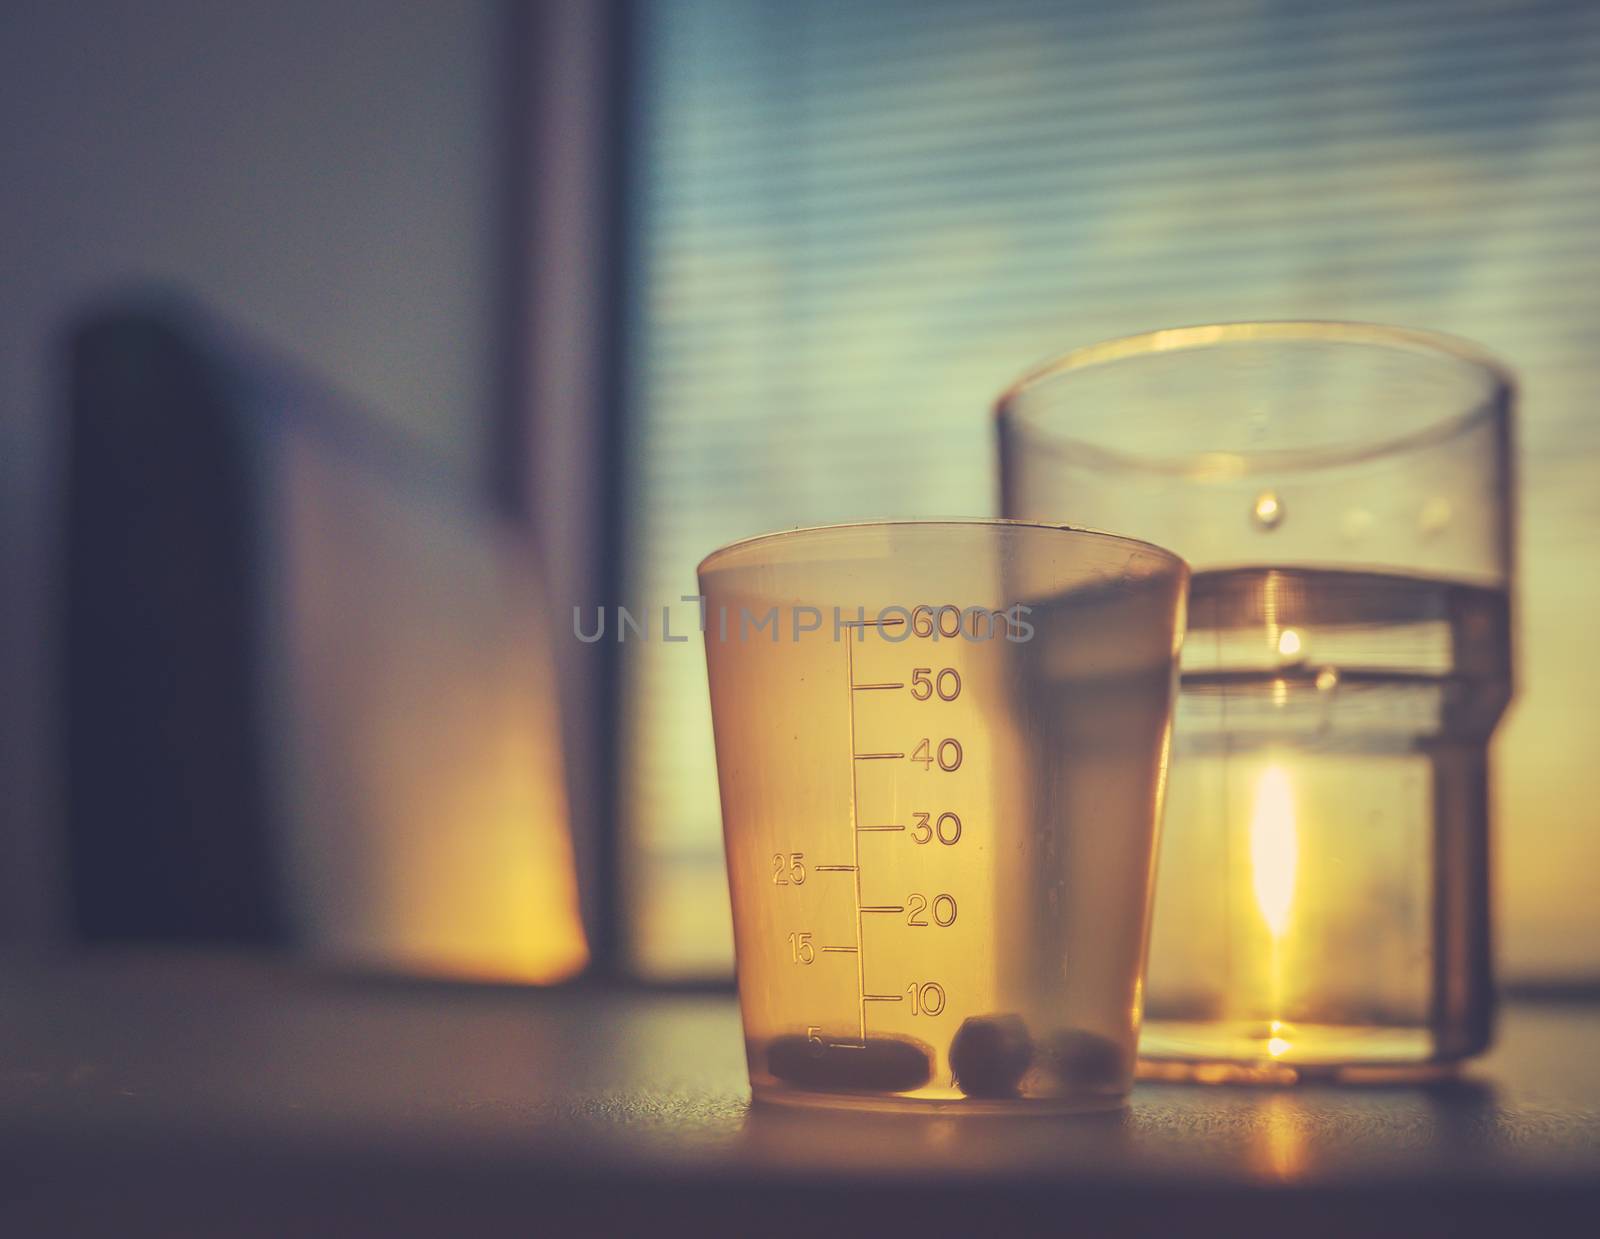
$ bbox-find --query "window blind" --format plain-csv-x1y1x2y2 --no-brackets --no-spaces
622,0,1600,977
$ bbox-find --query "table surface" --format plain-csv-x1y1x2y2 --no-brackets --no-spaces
2,953,1597,1236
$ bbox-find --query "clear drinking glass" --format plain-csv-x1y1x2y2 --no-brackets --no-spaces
998,323,1515,1079
699,520,1187,1111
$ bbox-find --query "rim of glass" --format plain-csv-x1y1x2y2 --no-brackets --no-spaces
697,518,1188,578
994,320,1515,478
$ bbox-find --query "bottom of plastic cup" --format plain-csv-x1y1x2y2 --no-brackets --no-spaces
749,1082,1127,1116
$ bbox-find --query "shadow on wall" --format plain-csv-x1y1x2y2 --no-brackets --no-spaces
62,290,587,982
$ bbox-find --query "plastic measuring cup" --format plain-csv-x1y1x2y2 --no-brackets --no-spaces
699,520,1188,1111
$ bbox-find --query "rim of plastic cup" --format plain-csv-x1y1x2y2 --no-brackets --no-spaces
993,320,1516,479
697,517,1189,578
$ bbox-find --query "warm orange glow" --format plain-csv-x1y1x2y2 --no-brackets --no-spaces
1250,764,1298,939
1259,1094,1307,1180
282,444,590,984
1276,628,1302,658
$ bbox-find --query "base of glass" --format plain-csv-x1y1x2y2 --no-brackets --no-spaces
1138,1018,1464,1084
751,1082,1127,1115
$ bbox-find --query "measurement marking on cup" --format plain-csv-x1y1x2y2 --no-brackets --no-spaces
861,905,905,914
840,611,917,1046
821,945,859,954
813,864,857,873
844,630,870,1042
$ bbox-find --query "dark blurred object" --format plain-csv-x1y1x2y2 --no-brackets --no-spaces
61,294,587,979
66,308,279,943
